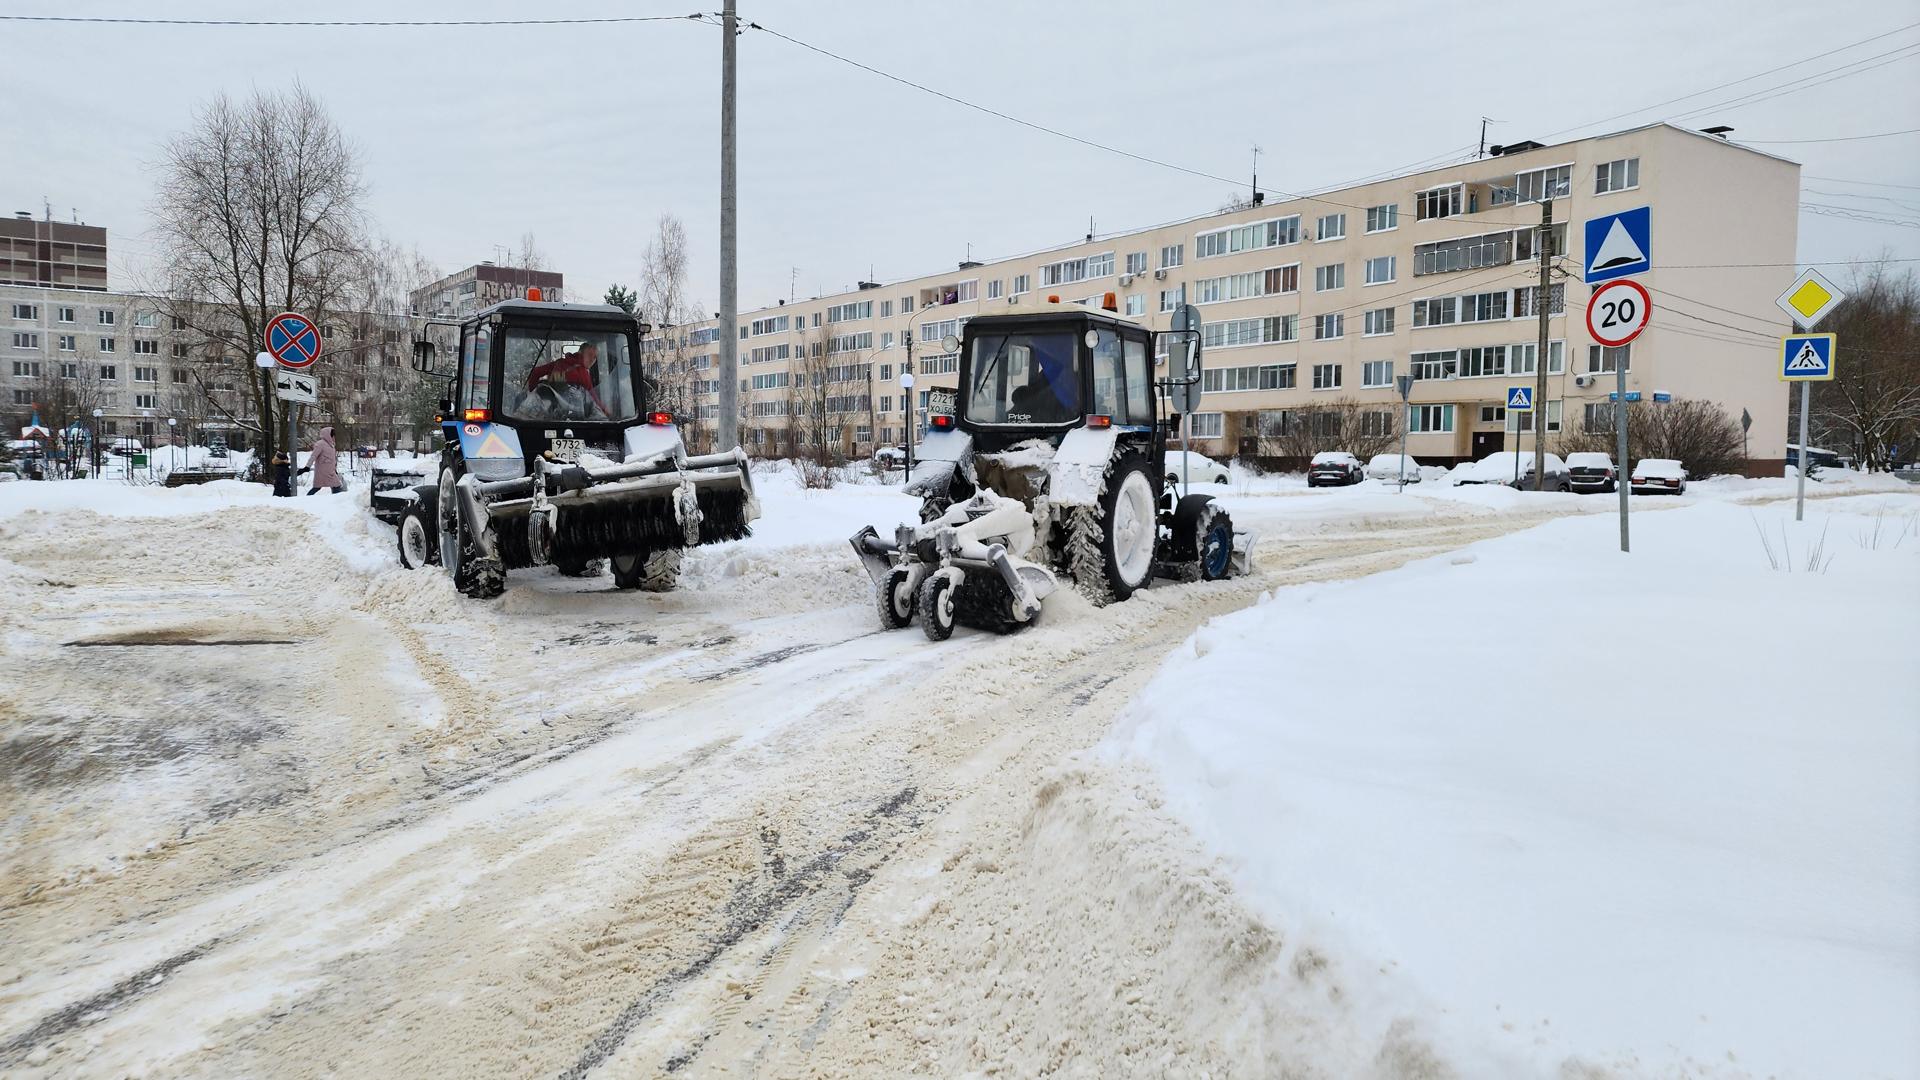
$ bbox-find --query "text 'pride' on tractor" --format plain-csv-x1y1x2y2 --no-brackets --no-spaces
851,294,1255,640
408,291,757,599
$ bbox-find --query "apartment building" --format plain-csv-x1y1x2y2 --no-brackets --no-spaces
0,212,108,292
3,282,424,451
670,123,1797,472
411,262,566,319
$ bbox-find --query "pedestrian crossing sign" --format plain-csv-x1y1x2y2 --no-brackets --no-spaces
1779,334,1836,382
1506,386,1534,411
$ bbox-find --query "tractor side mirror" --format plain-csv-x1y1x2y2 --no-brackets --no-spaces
411,339,436,374
438,397,452,416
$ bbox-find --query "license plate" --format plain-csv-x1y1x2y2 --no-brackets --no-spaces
549,438,584,462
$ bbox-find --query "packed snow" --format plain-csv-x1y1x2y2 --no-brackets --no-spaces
1108,495,1920,1077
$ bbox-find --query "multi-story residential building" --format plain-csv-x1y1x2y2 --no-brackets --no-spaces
411,262,565,319
2,282,424,453
670,123,1798,473
1,211,108,291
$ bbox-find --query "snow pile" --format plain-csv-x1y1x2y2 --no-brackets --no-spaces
1108,496,1920,1077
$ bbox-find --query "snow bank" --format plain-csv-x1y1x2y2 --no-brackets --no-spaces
1108,497,1920,1077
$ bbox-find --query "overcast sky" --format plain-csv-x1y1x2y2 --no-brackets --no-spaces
4,0,1918,313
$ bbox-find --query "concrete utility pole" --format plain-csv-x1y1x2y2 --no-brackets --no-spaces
1534,197,1551,491
716,0,740,451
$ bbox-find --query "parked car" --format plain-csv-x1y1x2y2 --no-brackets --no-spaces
1630,457,1688,494
1565,452,1619,493
1785,443,1847,477
1164,450,1231,486
1365,452,1422,484
873,445,907,470
1454,451,1571,491
105,436,146,456
1307,450,1364,487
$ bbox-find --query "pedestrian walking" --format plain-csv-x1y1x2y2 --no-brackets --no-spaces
304,425,344,495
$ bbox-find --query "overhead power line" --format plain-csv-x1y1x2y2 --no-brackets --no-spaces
0,13,706,26
1744,127,1920,144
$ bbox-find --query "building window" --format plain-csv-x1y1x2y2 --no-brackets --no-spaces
1189,412,1224,439
133,339,159,355
1159,285,1186,312
99,364,117,380
1312,362,1342,390
12,360,40,377
10,332,40,349
1124,294,1146,316
880,332,894,350
1365,204,1399,233
171,315,189,331
1011,274,1030,295
986,279,1003,300
10,303,38,320
879,300,893,318
1595,157,1640,195
1125,252,1148,275
97,310,116,326
1416,184,1463,221
1514,222,1568,262
135,393,157,409
1195,216,1299,258
1315,213,1346,241
1160,244,1184,269
56,306,74,323
1364,256,1396,285
1363,308,1395,336
1587,343,1631,373
955,280,978,302
134,311,160,328
1495,164,1571,205
60,362,80,379
1362,359,1393,388
1410,350,1456,380
1507,399,1562,433
1202,363,1295,392
1314,263,1345,292
825,300,873,323
1040,253,1114,286
1313,313,1344,340
170,342,189,358
11,390,30,406
1414,231,1512,276
1512,284,1566,318
880,363,892,381
1202,316,1296,349
1481,405,1506,424
1509,340,1566,375
901,296,914,312
1408,404,1455,433
1358,411,1393,438
173,368,189,384
134,365,158,382
1583,402,1616,433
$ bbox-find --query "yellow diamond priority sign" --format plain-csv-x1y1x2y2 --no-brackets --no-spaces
1775,267,1846,330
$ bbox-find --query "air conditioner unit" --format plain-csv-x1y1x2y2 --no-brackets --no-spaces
1007,295,1019,305
1574,375,1594,388
1153,268,1168,281
1119,274,1134,286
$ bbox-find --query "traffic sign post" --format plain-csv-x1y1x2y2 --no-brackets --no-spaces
265,313,320,496
1395,374,1414,491
274,369,318,405
1779,332,1839,522
1586,278,1651,554
1506,386,1534,485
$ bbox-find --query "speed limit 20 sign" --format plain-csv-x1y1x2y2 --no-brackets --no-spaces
1587,279,1651,347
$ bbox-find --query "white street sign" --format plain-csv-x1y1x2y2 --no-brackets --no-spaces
274,369,318,405
1775,267,1847,330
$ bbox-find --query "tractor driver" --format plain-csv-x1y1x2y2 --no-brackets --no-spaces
520,341,609,420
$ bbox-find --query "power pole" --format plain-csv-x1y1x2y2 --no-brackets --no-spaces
1534,196,1551,491
716,0,740,451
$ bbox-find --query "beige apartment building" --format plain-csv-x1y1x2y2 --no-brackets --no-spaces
663,122,1797,472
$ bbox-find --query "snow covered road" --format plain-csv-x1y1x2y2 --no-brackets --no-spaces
1,470,1908,1077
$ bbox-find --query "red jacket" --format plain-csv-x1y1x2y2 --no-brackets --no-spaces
526,350,607,415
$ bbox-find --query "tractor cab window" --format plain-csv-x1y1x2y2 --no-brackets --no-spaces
1090,329,1153,425
964,330,1081,426
501,325,638,423
459,325,490,411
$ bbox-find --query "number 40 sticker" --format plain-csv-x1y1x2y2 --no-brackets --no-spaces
1586,278,1652,348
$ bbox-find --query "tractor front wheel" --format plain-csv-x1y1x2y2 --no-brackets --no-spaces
919,573,956,641
439,467,504,599
878,569,916,629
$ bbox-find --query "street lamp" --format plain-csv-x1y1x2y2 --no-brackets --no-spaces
167,417,177,475
899,370,916,481
90,407,103,479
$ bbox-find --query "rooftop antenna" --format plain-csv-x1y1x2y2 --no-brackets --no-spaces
789,265,799,304
43,196,52,222
1086,215,1095,243
1251,144,1265,207
1478,116,1503,159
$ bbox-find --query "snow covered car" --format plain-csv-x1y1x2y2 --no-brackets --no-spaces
873,446,907,470
1306,451,1364,487
1630,457,1688,494
1566,452,1619,493
1453,451,1571,491
1164,450,1230,486
1365,452,1422,484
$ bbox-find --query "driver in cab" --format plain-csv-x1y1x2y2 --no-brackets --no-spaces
521,342,608,419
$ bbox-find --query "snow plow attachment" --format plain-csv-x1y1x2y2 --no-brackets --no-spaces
462,448,756,570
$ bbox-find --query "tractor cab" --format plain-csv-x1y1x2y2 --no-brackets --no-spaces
952,307,1159,454
409,294,756,599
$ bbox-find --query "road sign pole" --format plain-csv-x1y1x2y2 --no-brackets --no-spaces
1795,380,1809,522
1616,361,1629,553
1396,374,1412,492
1535,196,1551,491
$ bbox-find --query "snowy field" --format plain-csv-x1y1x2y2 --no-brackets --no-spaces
0,464,1912,1078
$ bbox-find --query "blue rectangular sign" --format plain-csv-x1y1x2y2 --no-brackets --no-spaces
1607,391,1645,403
1506,386,1533,411
1780,333,1836,381
1584,206,1652,284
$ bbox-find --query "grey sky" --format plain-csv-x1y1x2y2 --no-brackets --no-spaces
4,0,1918,314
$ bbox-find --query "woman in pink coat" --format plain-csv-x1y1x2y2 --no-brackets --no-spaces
304,426,343,494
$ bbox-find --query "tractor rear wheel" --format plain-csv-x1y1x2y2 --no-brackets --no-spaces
397,503,437,570
1068,456,1157,605
611,549,682,592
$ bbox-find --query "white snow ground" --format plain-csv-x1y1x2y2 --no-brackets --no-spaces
1109,494,1920,1078
1,464,1913,1078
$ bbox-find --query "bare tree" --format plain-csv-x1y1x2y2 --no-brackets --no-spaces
1249,397,1398,466
1808,259,1920,470
790,322,867,474
150,83,366,459
636,215,705,421
1557,397,1747,476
